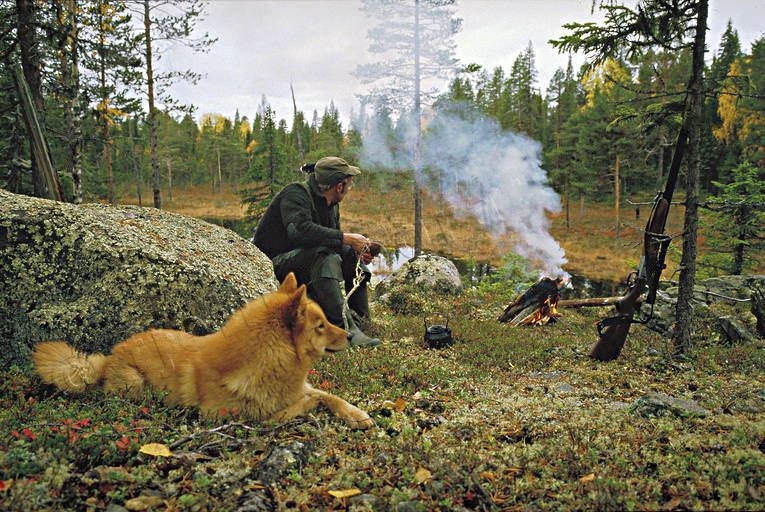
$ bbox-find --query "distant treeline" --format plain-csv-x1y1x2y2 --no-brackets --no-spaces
0,1,762,213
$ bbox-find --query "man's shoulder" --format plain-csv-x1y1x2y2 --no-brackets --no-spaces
279,181,316,206
279,181,311,197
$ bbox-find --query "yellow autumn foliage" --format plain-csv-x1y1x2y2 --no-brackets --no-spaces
96,98,127,127
138,443,173,458
199,113,227,134
581,58,631,107
713,59,743,145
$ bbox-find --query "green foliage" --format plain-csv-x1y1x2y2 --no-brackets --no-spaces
3,282,763,511
703,160,765,274
1,237,764,512
473,253,539,303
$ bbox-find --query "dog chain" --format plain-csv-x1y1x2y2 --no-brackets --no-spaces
341,255,366,331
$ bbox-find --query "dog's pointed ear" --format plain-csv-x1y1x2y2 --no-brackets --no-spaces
278,272,298,293
283,284,308,329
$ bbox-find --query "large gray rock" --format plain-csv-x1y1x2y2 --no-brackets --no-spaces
0,190,276,367
376,254,462,297
645,276,764,339
374,254,462,314
631,391,710,418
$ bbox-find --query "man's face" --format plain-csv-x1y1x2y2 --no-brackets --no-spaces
333,177,353,202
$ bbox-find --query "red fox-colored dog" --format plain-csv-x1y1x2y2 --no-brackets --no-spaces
32,272,372,429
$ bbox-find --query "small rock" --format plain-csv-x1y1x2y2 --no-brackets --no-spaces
631,391,710,418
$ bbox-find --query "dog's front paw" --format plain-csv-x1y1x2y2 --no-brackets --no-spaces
344,407,374,430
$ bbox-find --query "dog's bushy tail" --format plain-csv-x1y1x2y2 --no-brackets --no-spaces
33,341,107,393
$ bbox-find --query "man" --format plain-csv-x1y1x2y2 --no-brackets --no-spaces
253,156,381,348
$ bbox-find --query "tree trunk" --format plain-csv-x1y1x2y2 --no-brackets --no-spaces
144,0,161,209
57,0,82,204
614,154,620,239
103,121,114,204
413,0,423,256
132,133,143,206
657,131,665,192
672,0,708,356
16,0,63,201
733,242,744,275
167,159,173,202
217,148,222,193
291,83,304,163
11,66,62,202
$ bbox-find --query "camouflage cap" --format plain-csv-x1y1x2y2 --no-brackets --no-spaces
314,156,361,185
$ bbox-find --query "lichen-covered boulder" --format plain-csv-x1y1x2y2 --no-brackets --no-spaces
0,189,276,367
646,275,765,339
374,254,462,314
376,254,462,296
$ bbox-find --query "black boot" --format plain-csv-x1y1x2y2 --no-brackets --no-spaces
347,280,372,331
344,308,381,348
310,277,381,349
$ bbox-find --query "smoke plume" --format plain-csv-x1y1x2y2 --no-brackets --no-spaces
361,108,568,277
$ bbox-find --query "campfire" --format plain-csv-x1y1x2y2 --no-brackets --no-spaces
498,277,565,326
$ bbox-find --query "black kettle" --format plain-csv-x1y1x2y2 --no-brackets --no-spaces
424,318,454,349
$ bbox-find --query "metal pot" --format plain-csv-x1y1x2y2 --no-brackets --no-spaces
424,320,454,349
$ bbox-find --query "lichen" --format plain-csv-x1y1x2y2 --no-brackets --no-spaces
0,190,277,366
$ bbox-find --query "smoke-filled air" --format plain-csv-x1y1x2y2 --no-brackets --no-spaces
360,108,568,277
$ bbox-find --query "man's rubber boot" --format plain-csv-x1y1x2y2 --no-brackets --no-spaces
310,255,380,348
344,308,381,348
310,277,380,348
347,281,371,331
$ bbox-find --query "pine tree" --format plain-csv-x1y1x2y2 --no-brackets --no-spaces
506,42,544,138
705,161,765,274
737,37,765,172
703,20,743,188
83,0,143,204
356,0,461,254
12,0,63,200
127,0,217,209
551,0,710,356
544,56,580,226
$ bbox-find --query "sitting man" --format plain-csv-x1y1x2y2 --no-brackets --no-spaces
252,156,381,348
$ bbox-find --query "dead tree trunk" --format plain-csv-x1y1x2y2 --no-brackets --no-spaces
11,66,62,201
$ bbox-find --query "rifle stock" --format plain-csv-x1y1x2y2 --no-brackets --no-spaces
589,196,672,361
589,276,645,361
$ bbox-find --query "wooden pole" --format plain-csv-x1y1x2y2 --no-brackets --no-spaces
11,65,62,201
614,154,620,239
558,296,629,308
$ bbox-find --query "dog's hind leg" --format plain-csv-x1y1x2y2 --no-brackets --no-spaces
101,362,147,398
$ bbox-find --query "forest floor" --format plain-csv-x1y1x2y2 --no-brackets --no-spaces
1,183,763,511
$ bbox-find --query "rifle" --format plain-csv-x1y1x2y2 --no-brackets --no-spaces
589,122,688,361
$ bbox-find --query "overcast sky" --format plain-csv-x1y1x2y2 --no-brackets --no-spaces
161,0,765,128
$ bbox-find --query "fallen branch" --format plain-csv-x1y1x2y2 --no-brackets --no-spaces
558,296,628,308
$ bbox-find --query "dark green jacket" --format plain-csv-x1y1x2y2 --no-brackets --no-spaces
253,176,344,259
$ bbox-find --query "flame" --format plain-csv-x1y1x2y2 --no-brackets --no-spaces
519,294,561,326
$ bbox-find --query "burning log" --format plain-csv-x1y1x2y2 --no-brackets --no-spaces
498,277,564,326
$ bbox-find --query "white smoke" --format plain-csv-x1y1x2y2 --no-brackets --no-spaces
361,109,568,277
